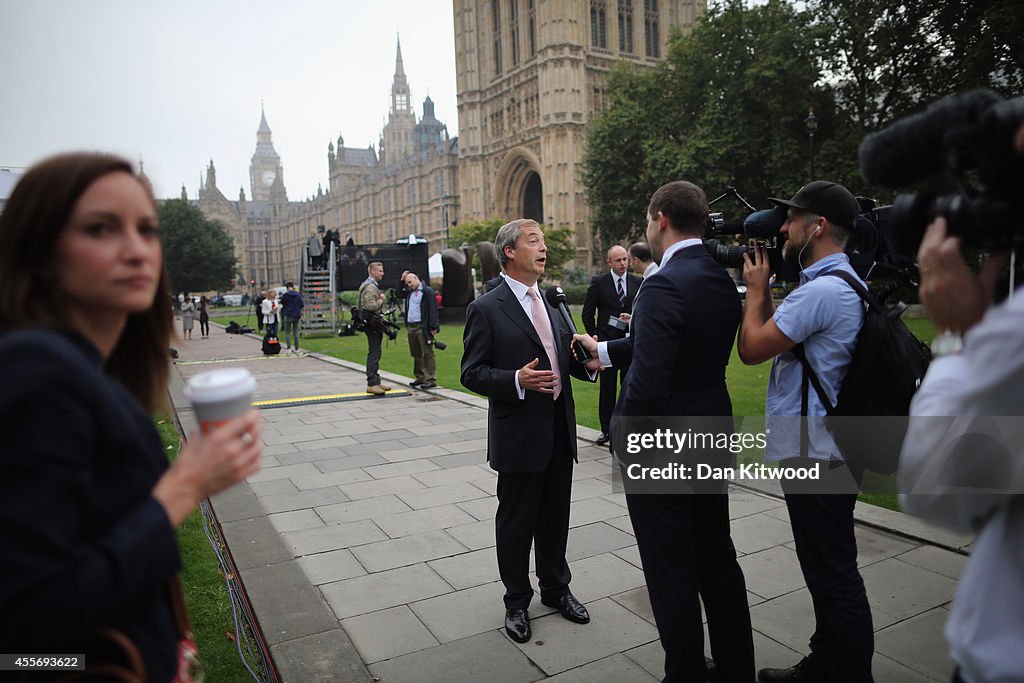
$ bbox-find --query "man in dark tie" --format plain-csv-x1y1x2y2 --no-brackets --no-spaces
461,219,596,644
582,245,642,446
574,181,755,683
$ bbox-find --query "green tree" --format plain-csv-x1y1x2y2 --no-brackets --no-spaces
447,217,506,249
158,199,236,293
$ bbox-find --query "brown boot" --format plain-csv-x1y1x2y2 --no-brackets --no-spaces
366,385,386,395
380,384,393,392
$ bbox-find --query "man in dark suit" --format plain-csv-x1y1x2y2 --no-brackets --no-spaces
582,245,642,446
402,271,440,389
461,219,596,644
574,181,755,683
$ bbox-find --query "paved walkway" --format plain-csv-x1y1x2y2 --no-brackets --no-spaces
168,325,971,683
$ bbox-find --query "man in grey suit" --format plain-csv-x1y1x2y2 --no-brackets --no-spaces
461,219,595,644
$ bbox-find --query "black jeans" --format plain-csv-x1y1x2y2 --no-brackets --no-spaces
366,329,383,385
781,459,874,682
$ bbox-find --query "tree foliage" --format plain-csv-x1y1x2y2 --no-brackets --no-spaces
158,199,236,293
583,0,1024,240
447,217,575,280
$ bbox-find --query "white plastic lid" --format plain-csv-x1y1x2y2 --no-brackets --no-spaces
184,368,256,403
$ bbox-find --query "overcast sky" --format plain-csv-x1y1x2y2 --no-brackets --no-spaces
0,0,459,201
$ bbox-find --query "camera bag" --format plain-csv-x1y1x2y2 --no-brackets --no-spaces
262,333,281,356
794,270,931,474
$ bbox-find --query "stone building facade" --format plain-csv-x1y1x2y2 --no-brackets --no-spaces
194,2,706,288
453,0,705,264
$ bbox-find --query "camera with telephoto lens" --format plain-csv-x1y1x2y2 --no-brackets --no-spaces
858,89,1024,260
350,307,400,341
426,335,447,351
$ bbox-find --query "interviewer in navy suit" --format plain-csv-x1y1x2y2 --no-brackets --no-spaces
461,219,596,644
575,181,755,683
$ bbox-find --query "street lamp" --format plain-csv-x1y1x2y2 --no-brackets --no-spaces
805,108,818,180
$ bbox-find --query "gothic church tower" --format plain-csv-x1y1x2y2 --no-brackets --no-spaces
249,106,287,202
381,37,417,166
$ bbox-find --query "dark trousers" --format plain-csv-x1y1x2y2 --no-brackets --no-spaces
625,488,755,683
283,316,300,349
598,363,626,434
199,316,209,336
495,400,573,609
782,468,874,683
366,330,383,385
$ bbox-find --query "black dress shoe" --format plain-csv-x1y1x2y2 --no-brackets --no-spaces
409,379,423,387
758,656,826,682
595,432,610,445
504,608,531,643
419,381,437,389
541,592,590,624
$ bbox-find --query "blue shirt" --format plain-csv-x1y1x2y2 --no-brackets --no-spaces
764,253,864,461
408,286,423,323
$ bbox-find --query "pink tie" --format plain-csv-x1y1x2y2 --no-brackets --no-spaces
528,287,561,400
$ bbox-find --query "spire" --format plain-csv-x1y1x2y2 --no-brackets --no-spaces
395,34,405,77
258,103,271,138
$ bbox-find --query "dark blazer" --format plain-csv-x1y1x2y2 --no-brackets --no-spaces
582,271,643,340
609,245,740,418
0,329,180,683
461,279,594,472
482,275,504,294
404,284,439,332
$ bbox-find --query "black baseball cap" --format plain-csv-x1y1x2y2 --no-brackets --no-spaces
769,180,859,231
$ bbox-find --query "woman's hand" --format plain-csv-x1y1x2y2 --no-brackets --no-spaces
153,409,263,526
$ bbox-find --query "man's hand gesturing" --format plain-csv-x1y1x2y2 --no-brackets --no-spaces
518,358,557,394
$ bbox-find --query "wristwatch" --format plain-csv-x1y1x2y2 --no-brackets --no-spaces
931,331,964,357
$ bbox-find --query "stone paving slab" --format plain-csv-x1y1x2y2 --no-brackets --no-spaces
167,326,973,682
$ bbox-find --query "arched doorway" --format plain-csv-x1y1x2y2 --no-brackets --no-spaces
495,148,543,223
522,172,543,224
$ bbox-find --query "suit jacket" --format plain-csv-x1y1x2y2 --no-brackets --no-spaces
0,329,180,682
462,279,594,473
609,244,741,418
404,284,439,332
582,272,643,341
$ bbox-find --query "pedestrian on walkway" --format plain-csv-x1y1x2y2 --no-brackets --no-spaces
180,292,195,340
198,295,210,338
0,152,263,683
280,281,304,352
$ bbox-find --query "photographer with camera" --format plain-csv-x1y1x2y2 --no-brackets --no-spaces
897,116,1024,683
402,272,439,390
738,181,875,682
359,262,392,395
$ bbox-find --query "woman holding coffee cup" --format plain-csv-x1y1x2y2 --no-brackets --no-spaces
0,153,263,682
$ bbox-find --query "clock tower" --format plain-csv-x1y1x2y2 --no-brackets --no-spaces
249,105,286,202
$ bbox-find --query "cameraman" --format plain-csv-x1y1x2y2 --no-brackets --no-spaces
402,272,439,389
738,181,874,682
359,262,392,396
899,122,1024,683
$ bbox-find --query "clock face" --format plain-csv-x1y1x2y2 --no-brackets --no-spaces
261,170,276,186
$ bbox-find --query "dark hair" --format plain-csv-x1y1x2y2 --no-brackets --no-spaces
628,242,652,262
0,152,173,412
647,181,708,236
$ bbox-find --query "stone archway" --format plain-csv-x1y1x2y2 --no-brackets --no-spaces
495,147,543,223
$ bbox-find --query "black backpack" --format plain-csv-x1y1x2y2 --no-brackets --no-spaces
262,333,281,355
794,271,931,474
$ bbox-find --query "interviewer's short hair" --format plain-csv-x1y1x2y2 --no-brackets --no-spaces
495,219,540,268
629,242,653,262
647,181,708,237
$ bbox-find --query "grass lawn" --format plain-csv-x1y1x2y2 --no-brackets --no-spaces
304,312,937,512
156,416,264,682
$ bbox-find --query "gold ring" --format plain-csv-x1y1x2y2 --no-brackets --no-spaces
241,432,253,446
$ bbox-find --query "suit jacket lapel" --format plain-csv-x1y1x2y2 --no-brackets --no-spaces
496,284,545,352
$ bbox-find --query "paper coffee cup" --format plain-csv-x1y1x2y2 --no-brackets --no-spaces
184,368,257,434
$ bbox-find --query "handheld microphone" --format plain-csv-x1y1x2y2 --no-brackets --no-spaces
544,285,592,360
